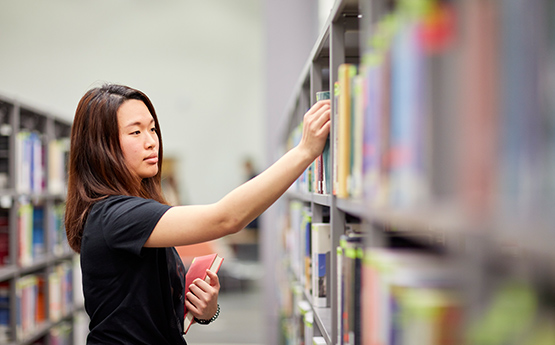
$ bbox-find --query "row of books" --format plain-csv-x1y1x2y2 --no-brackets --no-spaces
281,198,466,345
14,130,69,195
15,202,68,268
15,274,47,340
0,261,75,343
33,321,72,345
465,275,555,344
48,262,74,323
279,202,315,345
289,0,555,222
285,217,555,345
283,201,332,307
360,248,462,345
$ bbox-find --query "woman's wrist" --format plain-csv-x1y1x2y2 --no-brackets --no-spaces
194,304,220,325
292,145,318,168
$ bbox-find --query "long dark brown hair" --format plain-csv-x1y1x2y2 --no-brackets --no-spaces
65,84,168,253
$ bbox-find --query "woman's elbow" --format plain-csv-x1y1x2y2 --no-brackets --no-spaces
212,202,248,235
215,212,243,236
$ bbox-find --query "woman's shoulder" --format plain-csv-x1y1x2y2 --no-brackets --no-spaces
92,195,168,216
86,195,171,232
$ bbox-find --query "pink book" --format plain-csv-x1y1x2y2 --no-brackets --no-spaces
183,253,224,334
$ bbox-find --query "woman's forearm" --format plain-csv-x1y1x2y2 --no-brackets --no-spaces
216,100,331,233
215,145,314,232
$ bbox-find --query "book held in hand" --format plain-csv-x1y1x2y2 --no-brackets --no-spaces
183,253,224,334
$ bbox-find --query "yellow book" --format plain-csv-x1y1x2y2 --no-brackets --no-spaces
337,64,357,198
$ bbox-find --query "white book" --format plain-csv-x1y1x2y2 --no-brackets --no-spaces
311,223,331,307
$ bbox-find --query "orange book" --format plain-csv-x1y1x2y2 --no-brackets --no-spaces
183,253,224,334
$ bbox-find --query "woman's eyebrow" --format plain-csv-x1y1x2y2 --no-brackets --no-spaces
124,118,155,128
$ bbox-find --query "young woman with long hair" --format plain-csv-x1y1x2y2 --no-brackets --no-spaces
65,84,331,344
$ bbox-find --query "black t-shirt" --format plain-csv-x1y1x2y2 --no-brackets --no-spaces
81,195,187,344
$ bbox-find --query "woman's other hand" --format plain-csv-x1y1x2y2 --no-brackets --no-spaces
185,269,221,321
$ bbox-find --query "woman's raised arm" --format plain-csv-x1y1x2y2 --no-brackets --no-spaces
145,99,331,248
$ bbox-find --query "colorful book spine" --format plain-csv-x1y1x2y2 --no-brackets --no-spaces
361,248,462,345
338,232,363,345
18,202,33,266
0,282,9,343
337,64,357,198
302,208,312,293
48,138,69,195
311,222,331,307
333,82,340,196
16,274,46,340
350,75,364,198
389,10,428,208
0,210,9,266
15,131,45,195
316,91,331,195
456,0,500,217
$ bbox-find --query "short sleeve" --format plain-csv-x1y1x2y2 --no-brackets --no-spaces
93,196,172,256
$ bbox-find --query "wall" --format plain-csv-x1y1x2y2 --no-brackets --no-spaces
0,0,265,206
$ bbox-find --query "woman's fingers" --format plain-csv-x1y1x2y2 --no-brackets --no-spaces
304,99,330,119
312,104,331,131
205,270,221,289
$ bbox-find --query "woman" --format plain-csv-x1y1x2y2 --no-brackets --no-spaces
65,84,331,344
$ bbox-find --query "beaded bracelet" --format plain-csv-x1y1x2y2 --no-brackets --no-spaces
194,304,220,325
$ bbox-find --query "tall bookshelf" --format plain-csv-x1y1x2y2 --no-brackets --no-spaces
274,0,555,344
0,94,86,345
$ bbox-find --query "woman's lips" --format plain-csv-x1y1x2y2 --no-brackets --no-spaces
144,155,158,164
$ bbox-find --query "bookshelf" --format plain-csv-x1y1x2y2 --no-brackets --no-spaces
274,0,555,344
0,94,86,345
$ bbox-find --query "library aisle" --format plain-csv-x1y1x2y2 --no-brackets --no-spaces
184,270,265,345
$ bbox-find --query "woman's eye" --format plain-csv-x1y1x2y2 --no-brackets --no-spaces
131,130,140,135
150,127,156,133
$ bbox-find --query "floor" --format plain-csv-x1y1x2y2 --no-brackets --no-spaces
183,258,266,345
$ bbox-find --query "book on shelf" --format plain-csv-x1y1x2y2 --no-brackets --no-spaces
296,300,311,345
0,133,9,190
333,82,340,196
32,206,45,260
0,211,9,265
361,248,461,345
337,64,357,199
456,0,499,217
361,27,392,205
388,11,429,208
0,282,8,343
316,91,331,195
303,311,314,345
287,202,304,280
49,262,74,322
49,203,68,256
183,253,224,334
15,131,45,195
15,273,46,340
337,230,363,345
302,209,312,293
48,138,70,195
18,202,32,266
313,336,326,345
311,222,331,308
350,75,365,198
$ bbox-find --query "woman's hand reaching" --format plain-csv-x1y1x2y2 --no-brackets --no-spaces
185,269,220,322
298,99,331,161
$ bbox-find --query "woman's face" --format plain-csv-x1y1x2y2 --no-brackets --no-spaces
117,99,159,179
